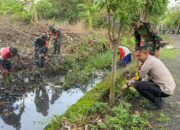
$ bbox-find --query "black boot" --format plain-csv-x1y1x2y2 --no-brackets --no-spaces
143,97,164,110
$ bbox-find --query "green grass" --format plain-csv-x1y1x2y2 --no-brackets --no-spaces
104,102,151,130
157,112,170,123
63,50,113,89
160,35,173,44
45,62,156,130
160,48,180,60
45,64,137,130
121,36,135,51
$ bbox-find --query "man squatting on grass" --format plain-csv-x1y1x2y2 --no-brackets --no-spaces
128,46,176,109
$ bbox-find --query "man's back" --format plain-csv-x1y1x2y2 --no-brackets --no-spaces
0,47,11,60
140,55,176,95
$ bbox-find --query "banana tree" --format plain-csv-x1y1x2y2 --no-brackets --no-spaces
21,0,38,23
77,3,99,29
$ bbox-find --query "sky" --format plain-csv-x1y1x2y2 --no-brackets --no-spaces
168,0,180,8
169,0,175,7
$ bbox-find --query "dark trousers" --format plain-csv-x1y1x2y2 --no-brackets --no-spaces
134,81,169,103
54,40,60,54
0,60,12,70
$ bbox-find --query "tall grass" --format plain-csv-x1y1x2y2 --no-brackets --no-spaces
63,50,113,88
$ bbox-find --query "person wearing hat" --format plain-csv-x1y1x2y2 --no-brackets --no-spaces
33,34,49,67
49,26,62,54
0,47,23,81
132,21,162,58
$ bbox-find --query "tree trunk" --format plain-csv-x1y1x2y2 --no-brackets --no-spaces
140,0,149,21
109,42,118,106
31,4,38,24
176,24,180,34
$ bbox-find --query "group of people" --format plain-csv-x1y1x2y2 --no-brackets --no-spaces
0,25,62,82
119,20,176,110
118,20,162,66
33,25,62,67
0,20,176,110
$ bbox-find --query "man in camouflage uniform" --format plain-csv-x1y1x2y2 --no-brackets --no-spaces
132,21,162,58
49,26,62,54
33,35,48,67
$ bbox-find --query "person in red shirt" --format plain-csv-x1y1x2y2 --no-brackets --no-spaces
118,46,131,66
0,47,23,81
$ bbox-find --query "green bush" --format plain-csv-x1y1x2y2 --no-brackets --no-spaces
63,50,113,89
36,0,58,19
13,11,31,23
104,102,150,130
121,36,135,51
37,0,80,23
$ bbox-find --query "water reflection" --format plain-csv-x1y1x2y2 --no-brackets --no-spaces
34,86,49,116
0,77,102,130
50,88,62,105
1,104,24,130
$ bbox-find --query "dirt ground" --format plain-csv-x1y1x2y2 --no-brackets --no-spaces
152,34,180,130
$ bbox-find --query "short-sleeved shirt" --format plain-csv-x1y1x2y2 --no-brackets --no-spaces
0,47,11,60
119,46,131,60
55,31,62,41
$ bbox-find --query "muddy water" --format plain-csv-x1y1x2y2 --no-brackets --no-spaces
0,77,102,130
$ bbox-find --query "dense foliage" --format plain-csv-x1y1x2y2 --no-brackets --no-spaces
163,4,180,31
0,0,31,22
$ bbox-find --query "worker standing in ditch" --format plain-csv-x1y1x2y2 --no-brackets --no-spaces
49,25,62,54
0,47,24,82
33,34,49,67
127,46,176,109
132,20,162,58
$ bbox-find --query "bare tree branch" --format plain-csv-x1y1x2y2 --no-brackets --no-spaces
112,16,115,40
117,23,122,41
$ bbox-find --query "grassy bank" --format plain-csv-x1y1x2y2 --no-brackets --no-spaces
61,36,135,89
46,59,170,130
63,50,113,89
45,64,137,130
160,48,180,60
45,74,111,130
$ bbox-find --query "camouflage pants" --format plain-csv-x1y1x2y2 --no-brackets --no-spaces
34,46,48,67
53,40,61,54
144,35,162,55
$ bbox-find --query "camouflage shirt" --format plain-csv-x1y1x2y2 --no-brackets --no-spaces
135,22,162,55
